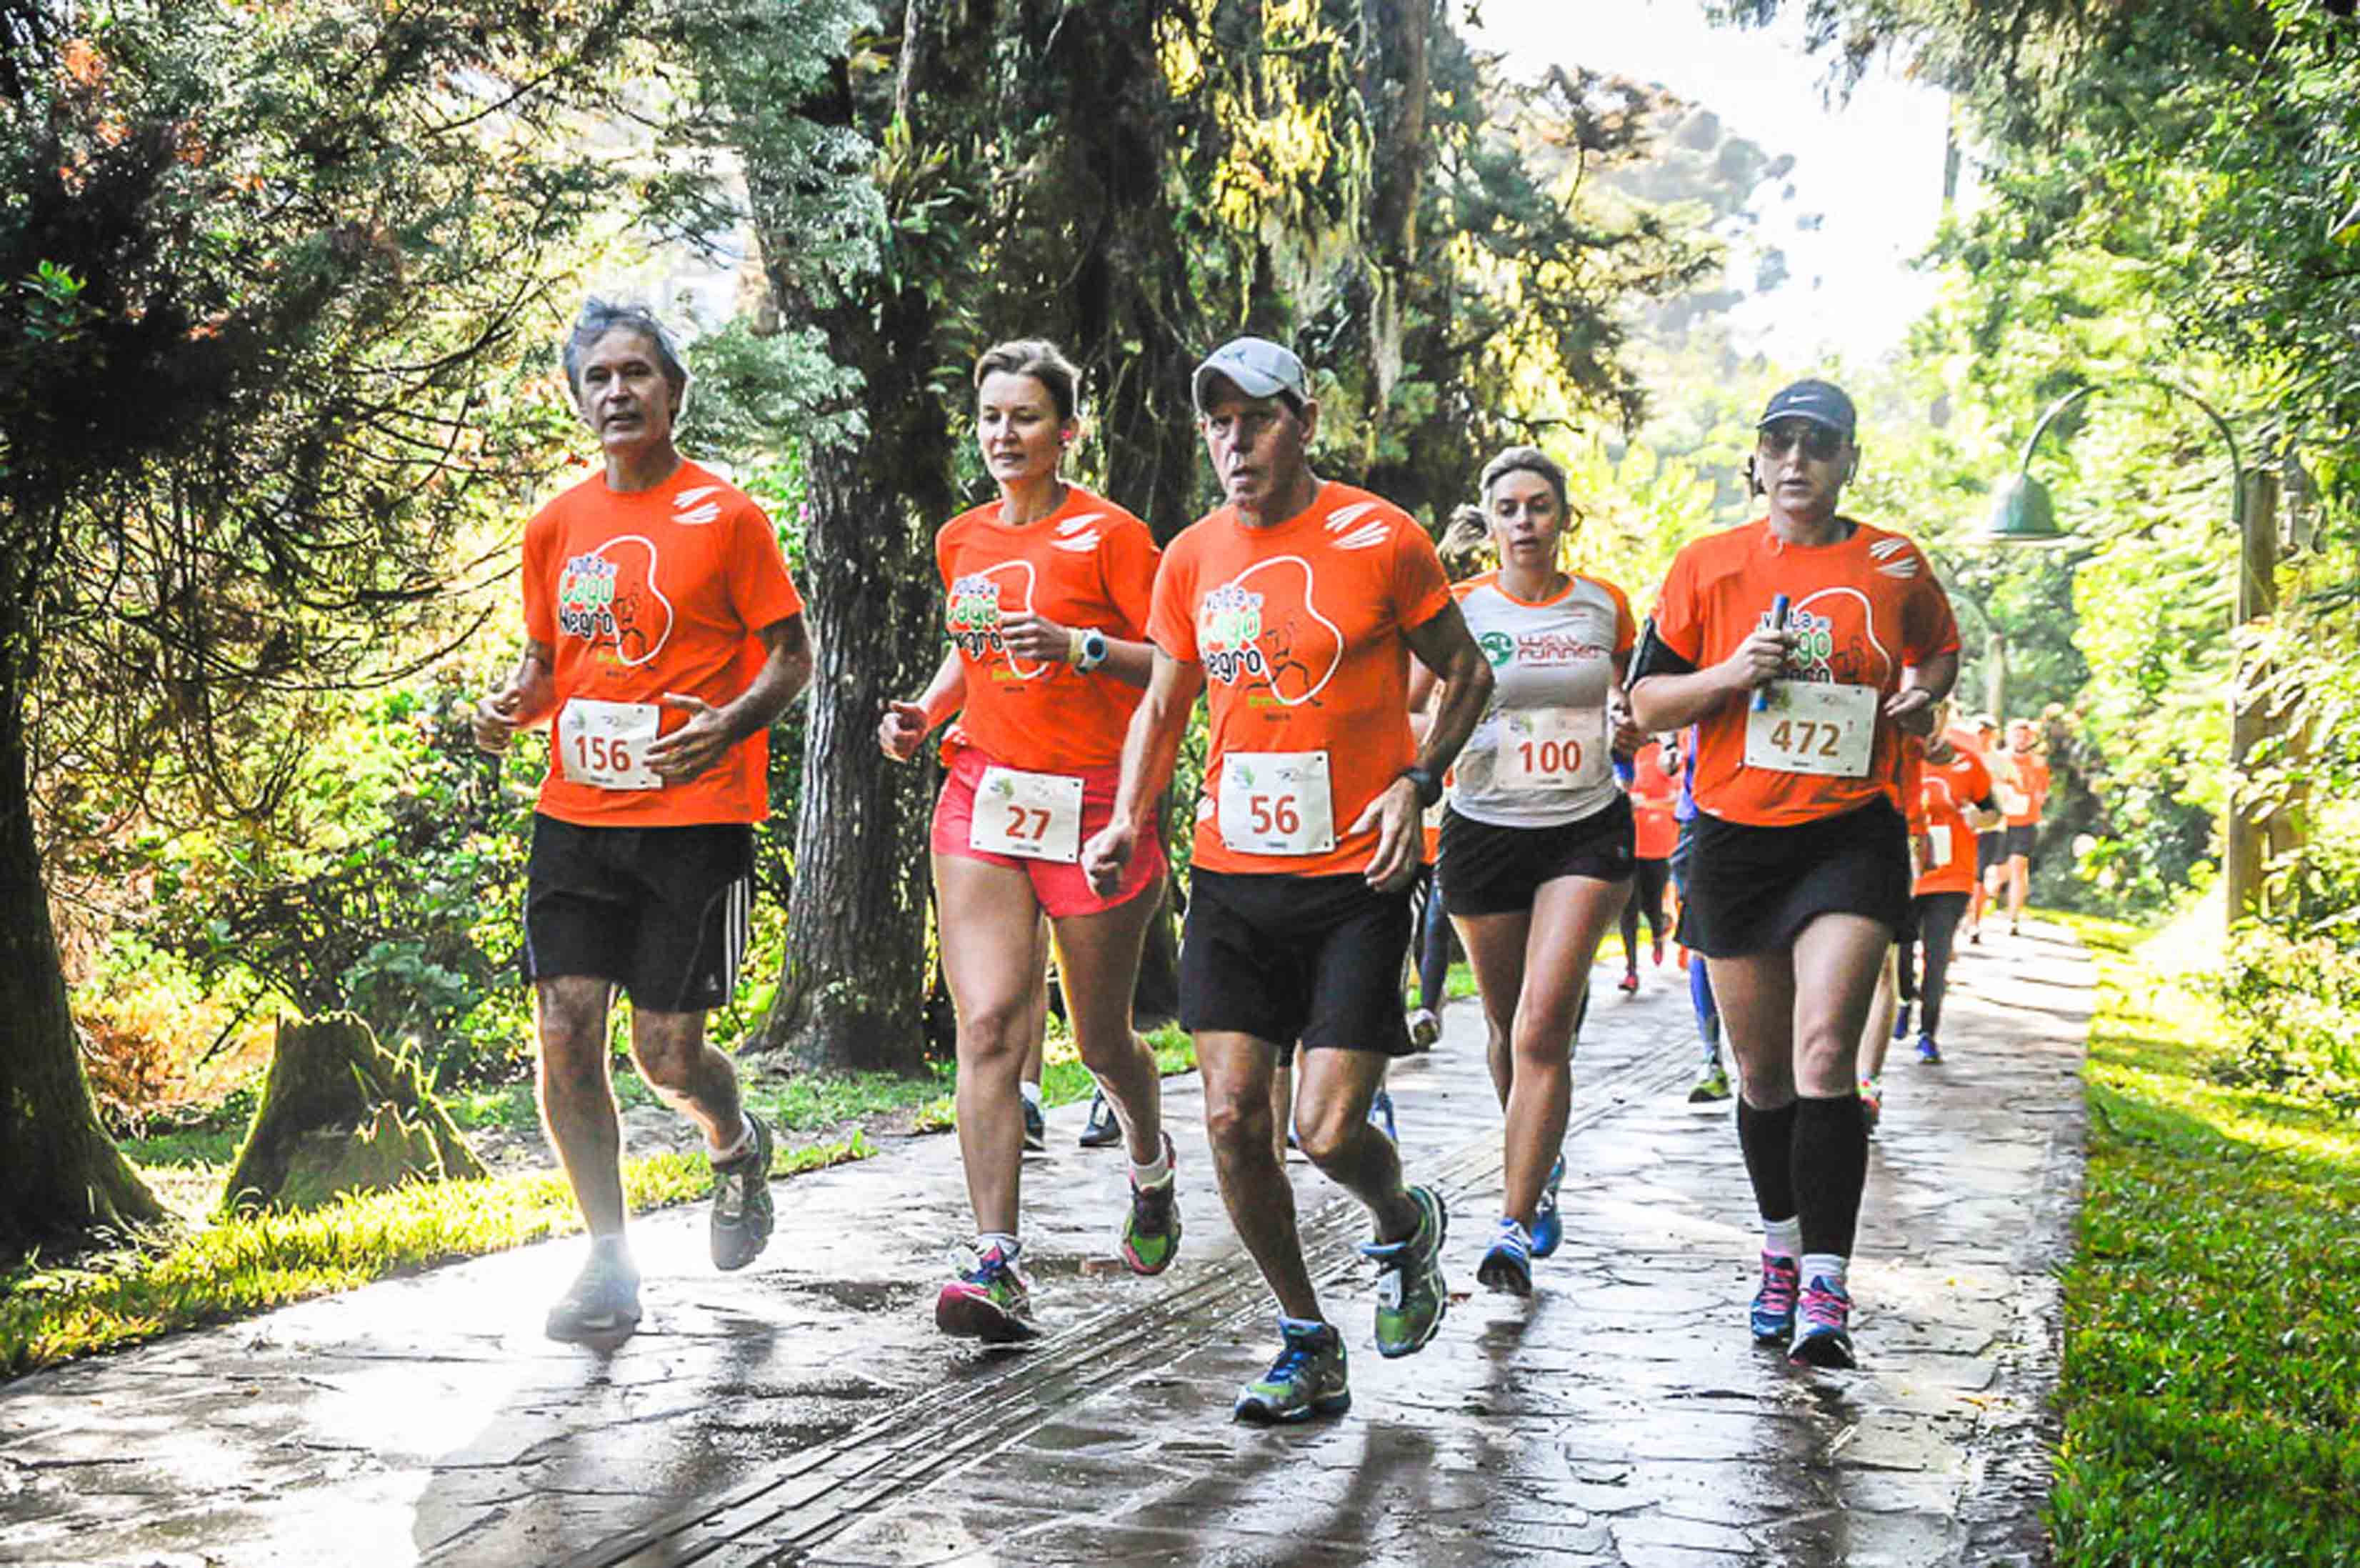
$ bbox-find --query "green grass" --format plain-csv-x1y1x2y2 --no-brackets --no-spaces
0,1135,870,1377
2050,910,2360,1566
15,1022,1204,1379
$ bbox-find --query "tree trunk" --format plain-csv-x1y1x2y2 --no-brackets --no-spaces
0,619,167,1260
221,1012,484,1214
751,431,946,1073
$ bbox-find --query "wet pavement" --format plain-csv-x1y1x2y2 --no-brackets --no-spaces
0,924,2091,1567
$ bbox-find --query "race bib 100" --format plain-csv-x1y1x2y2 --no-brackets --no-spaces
1743,681,1878,779
969,766,1084,863
1496,706,1609,793
1217,751,1336,857
558,699,662,791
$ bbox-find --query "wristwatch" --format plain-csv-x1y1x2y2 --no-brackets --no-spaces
1401,764,1443,809
1074,627,1110,673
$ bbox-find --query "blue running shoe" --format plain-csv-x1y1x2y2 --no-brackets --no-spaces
1916,1034,1942,1065
1529,1154,1566,1259
1892,1002,1913,1041
1751,1252,1800,1342
1234,1321,1351,1424
1789,1276,1856,1369
1368,1087,1398,1146
1476,1218,1534,1297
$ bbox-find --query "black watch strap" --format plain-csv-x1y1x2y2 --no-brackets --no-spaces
1402,764,1443,809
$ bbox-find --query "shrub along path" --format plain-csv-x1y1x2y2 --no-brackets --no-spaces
0,931,2093,1567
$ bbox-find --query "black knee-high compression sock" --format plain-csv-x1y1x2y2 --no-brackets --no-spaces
1791,1093,1870,1259
1735,1097,1799,1222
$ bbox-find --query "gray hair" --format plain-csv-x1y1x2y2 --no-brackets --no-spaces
560,296,693,414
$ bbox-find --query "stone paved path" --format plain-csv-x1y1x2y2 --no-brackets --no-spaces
0,924,2092,1567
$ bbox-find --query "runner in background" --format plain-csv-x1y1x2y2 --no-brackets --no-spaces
1666,728,1731,1102
1629,379,1960,1369
1856,739,1928,1132
1083,336,1493,1422
1966,712,2004,943
1998,716,2050,936
1408,446,1639,1298
1402,506,1491,1052
1616,736,1679,994
1896,701,1997,1064
474,299,814,1344
879,339,1179,1343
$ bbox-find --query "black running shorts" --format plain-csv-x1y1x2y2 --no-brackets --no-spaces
1674,801,1911,958
522,814,755,1013
1975,829,2006,876
2004,822,2038,861
1438,794,1636,918
1180,870,1414,1057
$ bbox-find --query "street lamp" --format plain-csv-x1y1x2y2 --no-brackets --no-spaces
1980,378,2268,927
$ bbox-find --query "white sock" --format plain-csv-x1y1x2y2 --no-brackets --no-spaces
708,1114,755,1164
1764,1217,1802,1260
1129,1143,1171,1189
1497,1217,1533,1251
590,1232,631,1263
1019,1080,1043,1109
1278,1312,1326,1339
976,1232,1021,1263
1800,1252,1848,1291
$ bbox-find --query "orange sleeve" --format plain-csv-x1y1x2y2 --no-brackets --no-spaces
934,519,956,594
521,504,557,647
1100,517,1162,639
726,497,805,630
1392,522,1452,630
1965,753,1994,808
1902,553,1961,662
1650,549,1704,665
1146,542,1198,661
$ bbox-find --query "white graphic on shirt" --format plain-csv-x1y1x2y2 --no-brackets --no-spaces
1199,556,1344,706
555,535,674,667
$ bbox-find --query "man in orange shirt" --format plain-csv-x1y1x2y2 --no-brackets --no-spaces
474,300,812,1344
1997,716,2050,935
1084,337,1492,1422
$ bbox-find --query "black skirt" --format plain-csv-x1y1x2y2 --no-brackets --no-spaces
1675,801,1911,957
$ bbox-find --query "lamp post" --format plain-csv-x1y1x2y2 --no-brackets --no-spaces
1981,378,2275,927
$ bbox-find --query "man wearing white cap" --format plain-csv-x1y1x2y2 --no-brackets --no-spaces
1084,336,1494,1421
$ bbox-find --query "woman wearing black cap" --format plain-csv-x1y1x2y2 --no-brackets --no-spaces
1626,380,1961,1369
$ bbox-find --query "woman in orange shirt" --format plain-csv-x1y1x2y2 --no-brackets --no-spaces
1629,380,1959,1369
879,340,1179,1342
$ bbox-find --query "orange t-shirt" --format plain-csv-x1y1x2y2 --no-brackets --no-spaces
2003,752,2050,827
936,485,1160,773
1647,519,1961,829
1914,744,1996,897
523,461,804,827
1629,740,1679,861
1149,481,1453,878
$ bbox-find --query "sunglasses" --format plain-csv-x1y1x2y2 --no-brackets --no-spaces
1757,421,1847,461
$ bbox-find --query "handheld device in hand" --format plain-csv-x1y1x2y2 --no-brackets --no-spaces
1751,594,1791,712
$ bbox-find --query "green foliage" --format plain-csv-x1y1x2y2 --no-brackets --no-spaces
2052,912,2360,1564
2216,925,2360,1114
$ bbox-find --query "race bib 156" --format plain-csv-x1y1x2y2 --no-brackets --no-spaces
558,699,662,791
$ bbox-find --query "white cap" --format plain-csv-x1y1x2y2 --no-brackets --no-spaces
1191,336,1310,414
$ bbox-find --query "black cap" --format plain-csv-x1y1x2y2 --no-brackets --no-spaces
1757,379,1856,439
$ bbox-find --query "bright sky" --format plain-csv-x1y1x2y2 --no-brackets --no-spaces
1467,0,1956,367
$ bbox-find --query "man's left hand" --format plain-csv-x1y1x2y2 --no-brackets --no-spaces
1349,776,1424,893
646,693,738,781
1886,687,1937,736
